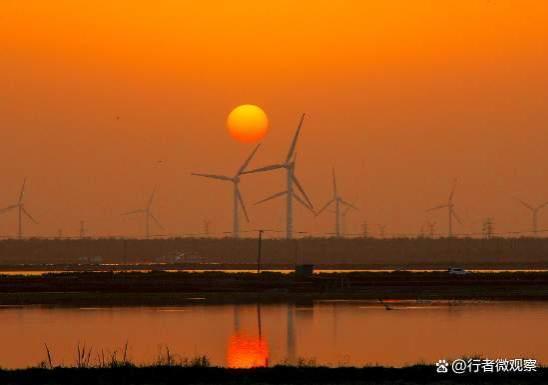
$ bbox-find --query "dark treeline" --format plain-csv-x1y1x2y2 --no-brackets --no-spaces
1,237,548,268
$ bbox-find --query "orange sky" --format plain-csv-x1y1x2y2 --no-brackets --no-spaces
1,1,548,238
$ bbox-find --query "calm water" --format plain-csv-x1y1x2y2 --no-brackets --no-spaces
0,301,546,368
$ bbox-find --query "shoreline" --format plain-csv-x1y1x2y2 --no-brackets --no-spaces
1,262,548,272
0,271,547,305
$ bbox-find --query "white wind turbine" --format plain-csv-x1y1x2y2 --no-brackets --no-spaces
427,179,461,237
515,198,548,236
192,144,261,238
242,114,314,239
0,178,38,239
316,168,357,237
122,188,163,239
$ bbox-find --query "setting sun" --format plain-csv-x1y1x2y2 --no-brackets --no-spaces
227,333,269,368
227,105,269,143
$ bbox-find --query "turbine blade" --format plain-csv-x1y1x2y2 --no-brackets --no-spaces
292,175,314,209
191,173,233,181
147,187,156,209
285,113,306,163
255,191,287,205
537,201,548,210
237,143,261,175
449,178,457,202
292,193,315,214
22,207,38,224
426,204,449,212
0,205,18,215
451,209,462,225
317,198,336,216
340,199,358,210
149,213,164,229
332,168,338,197
237,188,250,222
515,197,534,211
241,164,285,174
18,178,27,204
121,209,145,216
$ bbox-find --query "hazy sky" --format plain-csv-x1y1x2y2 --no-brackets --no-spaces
1,1,547,238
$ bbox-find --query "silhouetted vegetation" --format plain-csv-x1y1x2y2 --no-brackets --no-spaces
0,271,547,305
0,364,545,384
1,237,548,269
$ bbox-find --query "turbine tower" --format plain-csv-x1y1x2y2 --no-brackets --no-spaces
0,178,38,239
515,198,548,236
122,188,163,239
242,114,314,239
316,168,357,237
341,206,353,236
427,179,461,237
192,144,260,238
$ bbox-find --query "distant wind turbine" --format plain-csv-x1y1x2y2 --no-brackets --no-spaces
341,206,353,236
242,114,314,239
122,188,163,239
515,198,548,236
316,168,357,237
427,179,461,238
0,178,38,239
191,144,261,238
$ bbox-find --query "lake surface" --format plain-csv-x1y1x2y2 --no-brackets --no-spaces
0,301,546,368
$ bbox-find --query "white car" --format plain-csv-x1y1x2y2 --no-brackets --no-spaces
448,267,469,275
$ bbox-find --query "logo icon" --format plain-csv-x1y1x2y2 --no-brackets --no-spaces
436,359,449,373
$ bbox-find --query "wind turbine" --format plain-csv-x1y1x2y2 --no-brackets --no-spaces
341,206,353,236
0,178,38,239
316,168,358,237
191,144,260,238
122,188,163,239
427,179,461,237
242,114,314,239
515,198,548,236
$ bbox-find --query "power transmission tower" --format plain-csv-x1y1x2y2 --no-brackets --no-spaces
419,224,425,238
361,221,368,238
378,224,386,239
482,217,494,239
203,220,211,237
427,221,436,238
80,220,85,238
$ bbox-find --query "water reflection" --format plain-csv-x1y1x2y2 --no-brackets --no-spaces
228,304,269,368
227,334,269,368
0,301,546,368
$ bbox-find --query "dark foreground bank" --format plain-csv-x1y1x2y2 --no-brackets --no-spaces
0,365,545,385
0,271,547,306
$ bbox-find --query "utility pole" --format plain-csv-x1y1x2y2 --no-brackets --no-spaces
257,230,264,273
80,220,85,239
123,239,128,265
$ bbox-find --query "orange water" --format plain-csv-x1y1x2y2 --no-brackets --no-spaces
0,301,546,368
